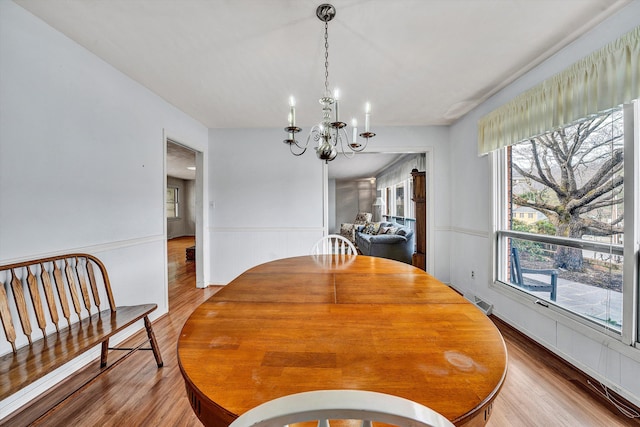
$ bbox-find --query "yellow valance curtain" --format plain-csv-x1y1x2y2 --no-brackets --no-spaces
478,25,639,155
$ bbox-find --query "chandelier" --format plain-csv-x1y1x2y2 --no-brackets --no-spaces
284,3,375,163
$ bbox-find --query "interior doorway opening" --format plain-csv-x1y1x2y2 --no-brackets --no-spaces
327,150,434,273
165,138,205,301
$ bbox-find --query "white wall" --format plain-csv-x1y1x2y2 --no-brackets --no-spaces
0,0,208,416
185,179,197,235
449,2,640,406
328,178,336,233
208,128,326,284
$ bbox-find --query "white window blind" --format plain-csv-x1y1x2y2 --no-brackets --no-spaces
376,154,425,190
478,25,639,155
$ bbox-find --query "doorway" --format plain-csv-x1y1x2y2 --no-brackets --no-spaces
327,149,434,273
165,137,206,299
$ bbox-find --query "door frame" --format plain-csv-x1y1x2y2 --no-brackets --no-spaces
164,131,209,292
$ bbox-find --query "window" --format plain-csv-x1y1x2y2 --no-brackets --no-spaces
166,187,179,219
395,183,405,218
380,181,416,222
376,153,425,223
385,187,392,216
493,103,638,342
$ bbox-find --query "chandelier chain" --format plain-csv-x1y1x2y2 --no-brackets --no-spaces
324,21,330,96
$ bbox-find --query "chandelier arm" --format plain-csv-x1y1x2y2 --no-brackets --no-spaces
351,143,368,152
293,138,309,153
350,135,368,152
310,125,322,143
340,147,355,159
290,145,307,156
309,126,322,150
289,140,307,156
337,127,355,159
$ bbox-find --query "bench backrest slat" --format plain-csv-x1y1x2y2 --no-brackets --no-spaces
0,254,116,354
10,270,32,344
0,282,16,352
64,259,82,318
87,262,101,310
26,266,47,335
52,261,72,325
76,258,92,313
40,262,60,332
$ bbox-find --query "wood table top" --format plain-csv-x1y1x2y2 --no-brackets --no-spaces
177,255,507,426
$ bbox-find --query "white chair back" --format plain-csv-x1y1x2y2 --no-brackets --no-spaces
311,235,357,256
229,390,455,427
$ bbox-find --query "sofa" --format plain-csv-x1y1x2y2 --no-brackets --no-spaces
355,221,414,264
339,212,373,244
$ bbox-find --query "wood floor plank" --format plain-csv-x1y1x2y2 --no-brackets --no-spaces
2,236,639,426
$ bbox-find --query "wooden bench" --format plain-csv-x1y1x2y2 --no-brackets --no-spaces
510,247,558,301
0,253,163,419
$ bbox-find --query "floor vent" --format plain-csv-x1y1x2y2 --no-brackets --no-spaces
473,296,493,315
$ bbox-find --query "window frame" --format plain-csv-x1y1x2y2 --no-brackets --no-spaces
166,186,180,220
395,182,405,218
381,179,416,224
491,101,639,347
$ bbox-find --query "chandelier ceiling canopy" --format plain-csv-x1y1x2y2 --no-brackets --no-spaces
284,3,375,163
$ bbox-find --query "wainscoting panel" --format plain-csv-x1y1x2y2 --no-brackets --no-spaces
209,227,324,285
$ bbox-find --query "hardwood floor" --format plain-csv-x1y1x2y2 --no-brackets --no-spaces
489,317,639,427
5,237,639,426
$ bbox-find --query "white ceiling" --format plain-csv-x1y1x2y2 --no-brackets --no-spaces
167,141,197,180
13,0,630,180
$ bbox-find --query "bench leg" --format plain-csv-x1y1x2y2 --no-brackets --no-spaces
144,315,164,367
101,339,109,368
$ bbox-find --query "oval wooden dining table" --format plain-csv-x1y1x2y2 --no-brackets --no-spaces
178,255,507,427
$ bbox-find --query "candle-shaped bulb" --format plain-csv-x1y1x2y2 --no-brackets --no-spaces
289,96,296,127
334,88,340,122
365,102,371,132
352,118,357,141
